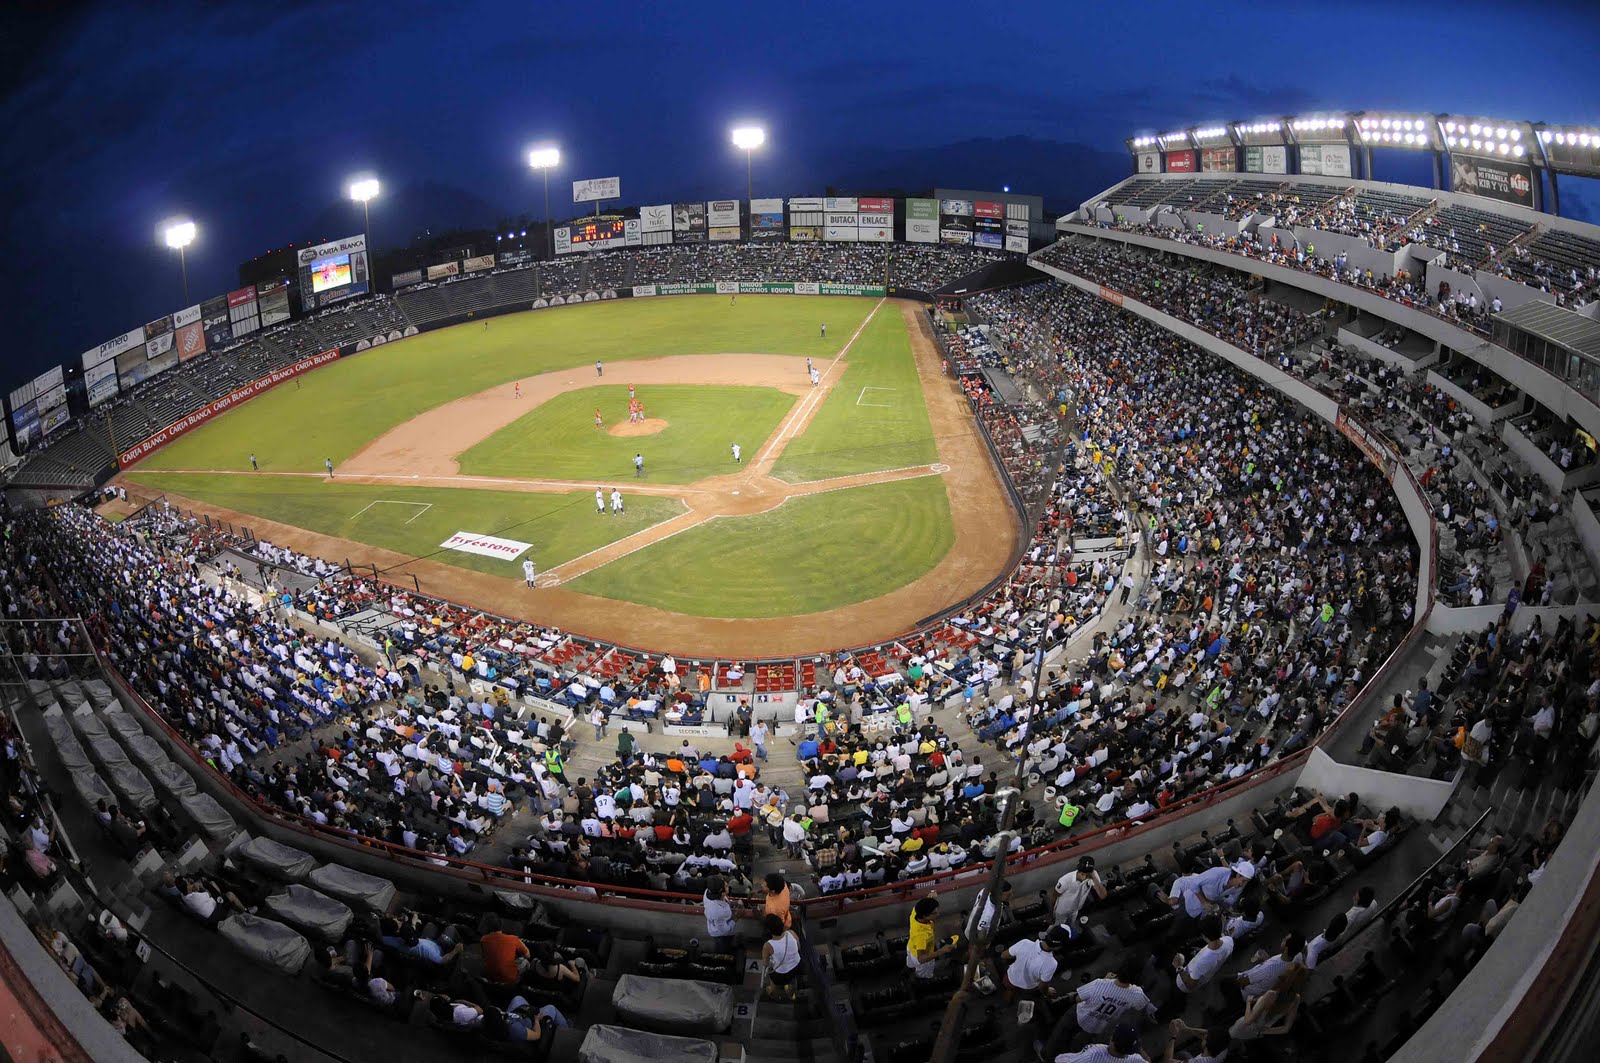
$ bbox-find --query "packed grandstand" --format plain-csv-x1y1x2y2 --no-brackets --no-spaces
5,124,1600,1063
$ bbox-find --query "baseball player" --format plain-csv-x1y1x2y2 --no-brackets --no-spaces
634,453,644,478
806,356,813,374
514,381,521,399
809,367,821,387
522,558,537,587
610,488,624,514
249,453,258,471
731,443,741,464
596,487,605,514
819,323,826,338
595,407,604,430
324,457,334,478
595,359,603,376
628,383,636,401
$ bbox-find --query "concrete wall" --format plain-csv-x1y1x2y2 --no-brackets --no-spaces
1424,263,1551,314
1291,227,1408,281
1337,326,1439,371
1424,601,1593,637
1574,491,1600,578
1295,748,1455,821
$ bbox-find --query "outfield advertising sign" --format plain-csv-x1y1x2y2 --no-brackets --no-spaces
634,281,881,297
439,531,533,562
117,349,340,468
632,284,658,298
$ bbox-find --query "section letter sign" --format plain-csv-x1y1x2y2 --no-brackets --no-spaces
572,176,621,203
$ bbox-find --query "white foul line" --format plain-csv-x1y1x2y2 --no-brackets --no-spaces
546,510,716,581
759,297,885,463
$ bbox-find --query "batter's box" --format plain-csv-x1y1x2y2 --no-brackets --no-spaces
856,386,897,408
535,573,563,588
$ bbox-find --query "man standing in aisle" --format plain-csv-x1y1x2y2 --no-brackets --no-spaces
750,718,769,762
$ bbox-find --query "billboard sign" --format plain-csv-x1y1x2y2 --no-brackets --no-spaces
824,225,858,242
572,176,621,203
673,202,706,242
941,229,973,245
789,197,825,213
1201,147,1236,172
1005,235,1029,253
1300,143,1351,177
710,226,742,241
939,198,974,216
824,197,857,212
858,196,894,214
707,200,740,228
145,332,174,358
172,304,202,328
974,201,1003,218
427,261,460,280
86,360,119,406
1137,151,1159,173
463,254,495,273
175,321,207,362
296,233,366,266
143,315,173,341
227,287,257,309
439,531,533,562
1165,150,1195,172
640,204,673,233
81,327,146,371
392,269,423,288
789,225,822,242
1450,156,1534,207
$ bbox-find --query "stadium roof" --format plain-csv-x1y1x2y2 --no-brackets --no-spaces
1496,300,1600,361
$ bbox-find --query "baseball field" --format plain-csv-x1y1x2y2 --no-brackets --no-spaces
121,295,1016,654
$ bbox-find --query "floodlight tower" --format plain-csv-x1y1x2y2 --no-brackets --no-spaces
348,176,380,251
162,219,197,304
528,145,561,260
731,125,766,202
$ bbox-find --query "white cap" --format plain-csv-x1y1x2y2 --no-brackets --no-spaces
1231,860,1258,880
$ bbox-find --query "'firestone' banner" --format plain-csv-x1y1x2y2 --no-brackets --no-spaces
117,350,340,468
439,531,533,561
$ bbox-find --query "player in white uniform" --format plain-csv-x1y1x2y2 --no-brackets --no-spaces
596,488,605,514
809,367,821,387
731,443,741,463
1041,955,1157,1055
610,489,624,514
522,559,537,587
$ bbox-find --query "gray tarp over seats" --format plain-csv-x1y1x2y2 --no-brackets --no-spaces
57,683,88,710
101,709,145,742
218,913,311,976
578,1025,717,1063
86,734,130,769
71,706,109,741
43,711,92,773
150,761,199,799
125,734,173,769
610,975,734,1034
178,792,238,840
237,837,316,883
28,679,54,701
69,768,116,811
103,761,158,813
83,679,115,709
264,884,353,941
306,864,397,914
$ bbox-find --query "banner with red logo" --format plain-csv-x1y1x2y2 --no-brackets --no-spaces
117,350,340,468
1449,156,1534,208
857,197,894,215
1165,150,1195,172
1098,285,1124,306
227,287,257,309
175,321,207,362
974,201,1003,218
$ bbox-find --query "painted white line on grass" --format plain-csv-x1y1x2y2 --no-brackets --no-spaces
759,297,885,463
549,511,718,580
856,386,896,408
784,462,946,487
350,499,434,524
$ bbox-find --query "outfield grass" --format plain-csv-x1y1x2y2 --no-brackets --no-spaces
458,385,794,483
771,309,936,481
125,473,683,577
139,296,876,474
568,476,953,618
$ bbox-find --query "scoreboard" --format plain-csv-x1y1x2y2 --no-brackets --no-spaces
569,218,626,247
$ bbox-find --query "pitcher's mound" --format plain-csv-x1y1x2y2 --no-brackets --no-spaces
608,418,668,437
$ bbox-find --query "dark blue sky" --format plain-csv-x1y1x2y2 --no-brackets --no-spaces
3,0,1598,385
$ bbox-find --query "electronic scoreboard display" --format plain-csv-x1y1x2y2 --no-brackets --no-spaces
569,218,626,247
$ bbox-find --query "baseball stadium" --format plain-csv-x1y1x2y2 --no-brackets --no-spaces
6,14,1600,1063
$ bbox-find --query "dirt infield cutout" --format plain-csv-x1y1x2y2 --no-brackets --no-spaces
606,418,669,437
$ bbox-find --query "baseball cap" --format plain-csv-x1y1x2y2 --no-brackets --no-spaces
1112,1023,1141,1052
1231,859,1257,880
1078,855,1096,873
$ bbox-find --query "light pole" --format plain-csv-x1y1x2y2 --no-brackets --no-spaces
162,219,196,304
528,145,561,261
731,125,765,204
348,175,380,261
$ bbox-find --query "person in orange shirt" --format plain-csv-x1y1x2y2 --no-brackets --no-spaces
480,918,529,987
759,873,792,929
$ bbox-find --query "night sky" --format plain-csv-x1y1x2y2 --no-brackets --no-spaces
3,0,1598,384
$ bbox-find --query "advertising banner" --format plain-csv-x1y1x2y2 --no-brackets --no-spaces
824,225,859,242
1097,285,1124,305
624,218,642,246
1299,143,1350,177
632,284,658,298
751,197,784,216
824,197,857,212
1201,147,1236,173
463,254,495,273
1005,235,1030,253
41,403,70,437
715,281,739,294
707,200,740,228
86,360,119,406
1165,150,1195,172
145,332,174,358
438,531,533,562
907,199,938,221
10,402,38,448
572,176,621,203
820,283,885,296
857,196,894,215
1138,151,1159,173
940,198,974,216
750,213,783,239
640,204,673,233
974,201,1003,218
117,349,340,468
793,282,820,295
121,347,176,387
554,227,573,254
175,320,206,362
825,212,858,228
172,303,201,328
789,197,825,213
858,218,892,241
789,225,822,242
1005,219,1029,237
227,287,258,309
203,313,234,349
975,232,1003,249
296,233,366,268
906,218,938,243
392,269,423,288
427,261,461,280
258,286,290,327
673,202,706,236
1261,145,1287,174
941,229,974,245
143,315,173,341
710,226,742,242
81,326,146,371
656,283,717,295
36,383,65,413
7,382,33,409
1450,156,1534,207
32,365,63,395
1335,412,1393,477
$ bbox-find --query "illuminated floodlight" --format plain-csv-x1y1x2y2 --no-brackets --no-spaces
1510,128,1520,141
1003,185,1010,193
527,145,561,169
348,177,380,203
162,219,196,249
1513,145,1525,157
730,126,766,151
